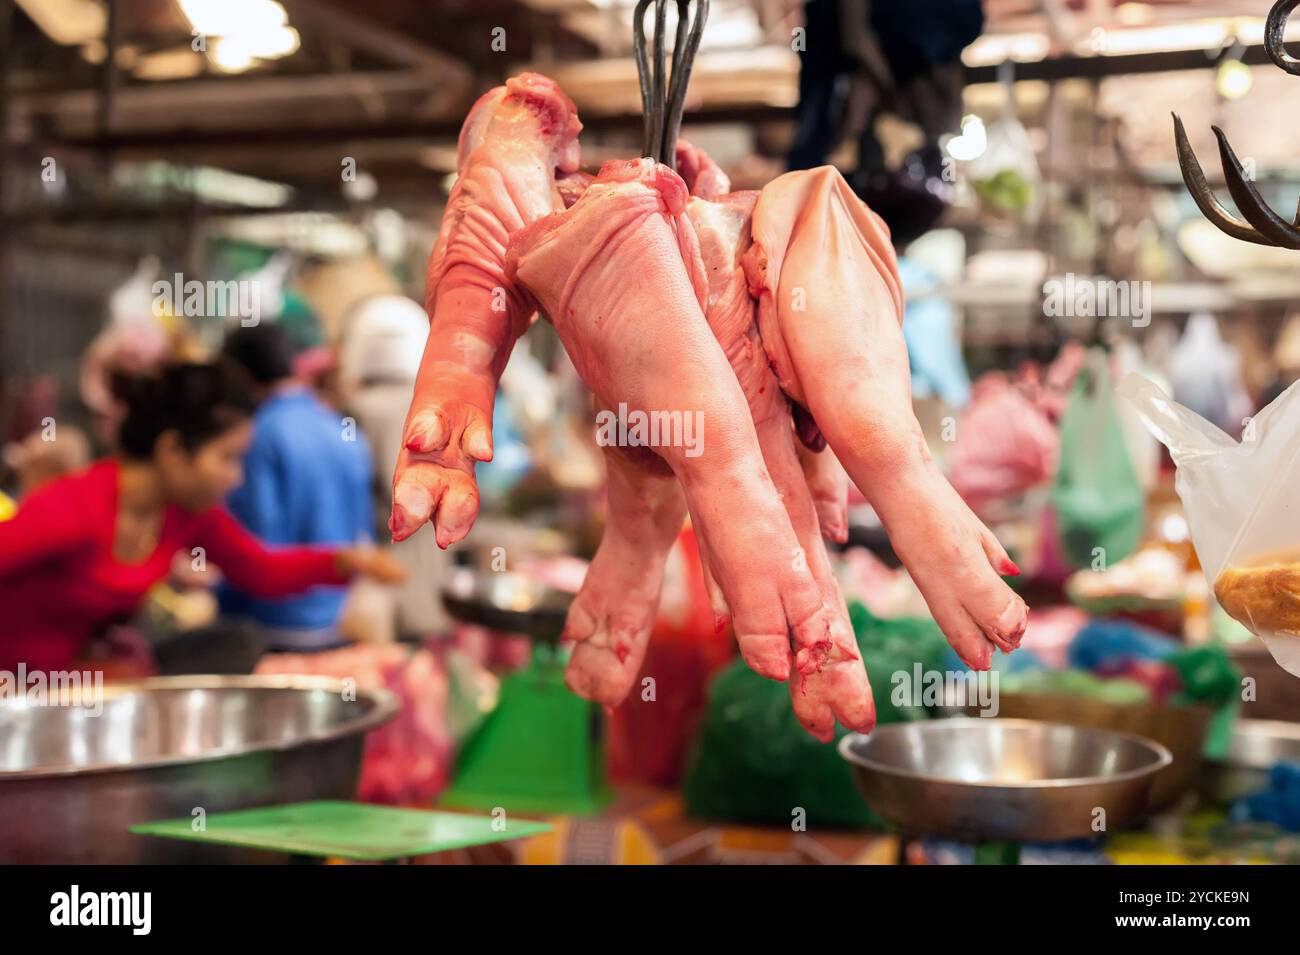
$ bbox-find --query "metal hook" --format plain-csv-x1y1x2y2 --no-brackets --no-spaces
1266,0,1300,75
1172,113,1272,246
1213,125,1300,248
633,0,710,169
1174,0,1300,249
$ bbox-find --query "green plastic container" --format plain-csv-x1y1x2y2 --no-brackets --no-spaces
440,645,612,816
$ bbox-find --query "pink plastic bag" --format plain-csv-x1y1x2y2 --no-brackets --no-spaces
949,372,1058,513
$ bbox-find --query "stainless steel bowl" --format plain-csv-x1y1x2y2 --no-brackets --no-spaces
441,568,573,638
1202,719,1300,805
0,675,398,863
839,718,1172,843
980,692,1212,811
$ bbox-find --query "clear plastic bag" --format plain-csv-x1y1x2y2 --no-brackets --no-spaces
967,65,1042,224
1120,373,1300,676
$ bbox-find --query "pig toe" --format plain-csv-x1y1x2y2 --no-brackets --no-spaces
734,631,792,681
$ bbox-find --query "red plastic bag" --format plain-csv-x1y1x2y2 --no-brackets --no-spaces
606,526,735,786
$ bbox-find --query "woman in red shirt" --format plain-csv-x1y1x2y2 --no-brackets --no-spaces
0,362,404,672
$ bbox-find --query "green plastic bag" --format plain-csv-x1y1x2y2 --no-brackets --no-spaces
681,604,948,829
1168,644,1241,709
1167,644,1241,762
1051,351,1144,569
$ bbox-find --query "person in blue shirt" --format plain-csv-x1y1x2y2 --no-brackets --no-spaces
219,323,375,652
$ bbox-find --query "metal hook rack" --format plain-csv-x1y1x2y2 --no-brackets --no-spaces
632,0,709,169
1173,0,1300,249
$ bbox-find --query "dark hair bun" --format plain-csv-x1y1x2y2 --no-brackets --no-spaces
108,369,160,411
117,362,256,459
221,324,296,387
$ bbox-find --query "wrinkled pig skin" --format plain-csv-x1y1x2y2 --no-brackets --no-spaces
744,166,1027,669
389,71,1024,737
507,158,861,710
687,190,872,739
391,73,583,548
562,443,686,706
798,443,850,545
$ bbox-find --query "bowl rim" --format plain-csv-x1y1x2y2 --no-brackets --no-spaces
838,717,1174,790
1217,718,1300,769
0,674,400,780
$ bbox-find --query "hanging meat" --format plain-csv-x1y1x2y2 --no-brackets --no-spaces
392,7,1026,738
506,159,863,737
743,167,1027,668
391,74,582,549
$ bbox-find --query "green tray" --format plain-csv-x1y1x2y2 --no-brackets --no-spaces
130,800,552,861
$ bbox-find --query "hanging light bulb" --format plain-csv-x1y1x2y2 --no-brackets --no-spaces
212,37,258,73
180,0,298,73
1216,57,1253,99
179,0,286,37
944,115,988,162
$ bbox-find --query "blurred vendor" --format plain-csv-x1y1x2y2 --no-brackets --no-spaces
0,362,402,673
340,294,451,637
219,324,377,652
788,0,983,169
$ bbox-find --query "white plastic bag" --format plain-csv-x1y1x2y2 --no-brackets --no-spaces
1120,373,1300,676
967,65,1042,224
1167,313,1252,435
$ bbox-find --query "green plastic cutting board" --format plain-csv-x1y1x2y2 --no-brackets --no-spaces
130,800,552,861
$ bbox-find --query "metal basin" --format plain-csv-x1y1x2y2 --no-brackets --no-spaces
982,693,1212,812
441,568,573,638
0,675,398,863
839,718,1172,844
1202,718,1300,805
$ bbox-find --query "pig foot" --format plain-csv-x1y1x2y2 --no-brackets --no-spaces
872,459,1026,670
691,501,832,686
681,466,842,689
562,566,664,706
752,417,872,738
797,442,849,545
390,369,495,548
786,607,875,741
564,446,684,706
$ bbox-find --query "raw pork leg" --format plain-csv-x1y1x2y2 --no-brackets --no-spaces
507,158,845,687
744,166,1027,668
798,443,850,545
687,190,872,738
681,142,852,547
563,442,686,705
392,74,582,547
